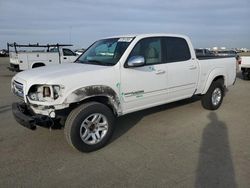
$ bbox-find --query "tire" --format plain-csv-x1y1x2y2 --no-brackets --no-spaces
242,72,248,80
64,102,115,152
201,80,224,110
247,72,250,80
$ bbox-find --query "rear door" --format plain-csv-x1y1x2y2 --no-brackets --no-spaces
163,37,199,100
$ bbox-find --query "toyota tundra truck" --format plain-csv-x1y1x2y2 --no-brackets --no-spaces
11,34,236,152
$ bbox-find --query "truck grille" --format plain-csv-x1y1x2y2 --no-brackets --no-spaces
12,80,24,99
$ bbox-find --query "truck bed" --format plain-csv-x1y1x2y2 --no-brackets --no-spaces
197,55,236,60
196,56,236,94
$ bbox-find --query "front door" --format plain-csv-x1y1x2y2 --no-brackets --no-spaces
61,48,78,63
120,37,168,114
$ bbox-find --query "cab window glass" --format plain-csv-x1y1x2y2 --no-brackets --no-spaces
63,49,75,56
129,37,162,65
49,47,59,52
165,37,191,62
77,38,133,66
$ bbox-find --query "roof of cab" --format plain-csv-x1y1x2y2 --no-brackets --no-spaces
105,33,188,39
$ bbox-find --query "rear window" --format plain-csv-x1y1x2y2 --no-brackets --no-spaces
164,37,191,63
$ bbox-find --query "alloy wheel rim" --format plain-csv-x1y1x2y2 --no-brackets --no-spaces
80,113,109,145
212,88,222,106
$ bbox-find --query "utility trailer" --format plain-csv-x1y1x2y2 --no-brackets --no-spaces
7,43,79,71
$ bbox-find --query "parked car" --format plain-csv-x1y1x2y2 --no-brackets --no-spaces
0,49,9,57
11,33,236,152
7,43,79,71
238,56,250,80
195,48,215,58
215,50,237,57
75,49,85,56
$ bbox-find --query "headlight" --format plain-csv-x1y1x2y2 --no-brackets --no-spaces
53,85,61,99
28,85,64,102
43,86,51,97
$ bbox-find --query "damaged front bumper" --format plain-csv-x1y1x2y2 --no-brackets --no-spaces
12,102,54,130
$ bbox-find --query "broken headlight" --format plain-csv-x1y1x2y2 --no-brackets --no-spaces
28,85,63,102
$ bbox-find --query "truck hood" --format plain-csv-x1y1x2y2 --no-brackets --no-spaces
13,63,116,89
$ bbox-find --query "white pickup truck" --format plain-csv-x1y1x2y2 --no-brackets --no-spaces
11,34,236,152
238,56,250,80
7,43,78,71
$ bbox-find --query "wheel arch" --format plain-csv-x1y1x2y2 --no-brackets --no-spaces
64,85,122,116
31,62,46,68
202,69,226,94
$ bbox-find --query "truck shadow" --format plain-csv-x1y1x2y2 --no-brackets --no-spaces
195,112,237,188
0,105,11,114
111,95,201,142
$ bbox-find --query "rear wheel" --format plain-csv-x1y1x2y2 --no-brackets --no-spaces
201,80,224,110
64,102,115,152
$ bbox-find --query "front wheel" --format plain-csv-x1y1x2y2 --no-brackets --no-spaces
64,102,115,152
201,80,224,110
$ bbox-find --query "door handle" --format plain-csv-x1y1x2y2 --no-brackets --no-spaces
188,65,197,70
63,57,67,59
155,70,166,75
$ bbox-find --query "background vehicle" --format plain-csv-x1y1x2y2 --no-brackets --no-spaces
239,56,250,80
215,50,237,57
7,43,78,71
195,48,215,58
75,49,85,56
0,49,9,57
11,34,236,152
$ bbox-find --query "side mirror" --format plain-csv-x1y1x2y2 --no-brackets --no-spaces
127,56,145,67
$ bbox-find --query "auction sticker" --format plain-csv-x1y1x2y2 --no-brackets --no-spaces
118,37,133,42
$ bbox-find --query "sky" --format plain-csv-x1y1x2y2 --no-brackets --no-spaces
0,0,249,49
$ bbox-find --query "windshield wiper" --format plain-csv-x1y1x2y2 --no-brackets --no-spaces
74,59,84,63
86,60,113,66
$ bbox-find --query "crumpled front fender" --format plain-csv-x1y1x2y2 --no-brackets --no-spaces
64,85,122,115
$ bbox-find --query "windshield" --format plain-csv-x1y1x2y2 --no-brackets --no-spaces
76,37,133,66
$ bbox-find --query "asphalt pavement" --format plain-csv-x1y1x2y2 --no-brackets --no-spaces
0,57,249,187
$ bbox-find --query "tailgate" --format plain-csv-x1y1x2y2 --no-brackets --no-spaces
241,56,250,68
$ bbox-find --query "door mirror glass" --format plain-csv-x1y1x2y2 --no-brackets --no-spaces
127,56,145,67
